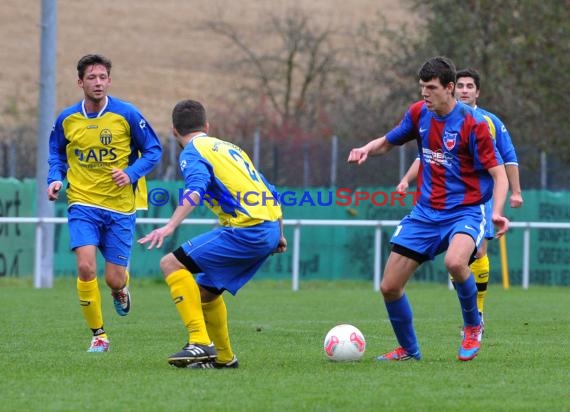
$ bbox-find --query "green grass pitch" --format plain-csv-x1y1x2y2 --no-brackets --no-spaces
1,278,569,411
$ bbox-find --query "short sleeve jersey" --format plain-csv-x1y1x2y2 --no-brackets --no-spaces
386,100,503,210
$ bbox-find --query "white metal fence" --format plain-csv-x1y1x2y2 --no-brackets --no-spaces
2,217,570,290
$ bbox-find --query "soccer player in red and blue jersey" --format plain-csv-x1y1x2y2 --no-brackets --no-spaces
397,68,523,333
348,56,509,361
47,54,162,353
139,99,287,368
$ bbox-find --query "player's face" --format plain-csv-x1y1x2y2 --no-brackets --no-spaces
419,78,454,115
78,64,111,102
455,76,479,107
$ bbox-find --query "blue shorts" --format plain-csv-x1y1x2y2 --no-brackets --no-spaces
483,198,494,239
390,203,486,262
68,204,136,266
178,221,281,295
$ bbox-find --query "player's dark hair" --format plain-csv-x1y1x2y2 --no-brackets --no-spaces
77,54,112,80
418,56,456,87
456,68,481,90
172,99,207,136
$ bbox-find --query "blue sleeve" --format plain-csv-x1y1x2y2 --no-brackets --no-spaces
258,171,280,202
47,117,68,185
124,109,163,183
180,149,212,198
492,116,518,165
385,109,417,145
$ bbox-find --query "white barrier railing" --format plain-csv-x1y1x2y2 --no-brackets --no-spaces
1,217,570,290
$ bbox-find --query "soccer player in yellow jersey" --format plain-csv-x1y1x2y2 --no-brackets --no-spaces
139,99,287,368
47,54,162,352
396,68,523,334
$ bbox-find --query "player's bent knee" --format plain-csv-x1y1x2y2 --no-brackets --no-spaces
77,262,96,280
444,256,466,276
159,253,183,277
380,283,402,301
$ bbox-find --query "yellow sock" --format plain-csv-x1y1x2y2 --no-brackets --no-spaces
203,296,233,363
166,269,210,345
125,269,130,288
470,254,490,314
77,278,104,332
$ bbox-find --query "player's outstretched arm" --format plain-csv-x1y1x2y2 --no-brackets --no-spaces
347,136,393,165
138,191,199,249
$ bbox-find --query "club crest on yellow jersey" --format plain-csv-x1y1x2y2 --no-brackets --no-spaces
100,128,112,145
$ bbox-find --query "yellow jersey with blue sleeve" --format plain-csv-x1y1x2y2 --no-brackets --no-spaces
476,106,518,166
179,134,282,227
47,96,162,214
477,106,518,239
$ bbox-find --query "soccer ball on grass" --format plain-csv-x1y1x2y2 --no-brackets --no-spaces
323,324,366,361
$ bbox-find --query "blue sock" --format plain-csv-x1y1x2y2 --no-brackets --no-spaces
455,274,481,327
385,294,419,355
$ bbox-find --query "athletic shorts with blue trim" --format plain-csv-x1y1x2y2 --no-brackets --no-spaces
390,203,486,262
483,198,494,239
68,204,136,266
179,220,281,295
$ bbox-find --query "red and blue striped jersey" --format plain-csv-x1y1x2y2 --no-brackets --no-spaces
386,100,503,210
